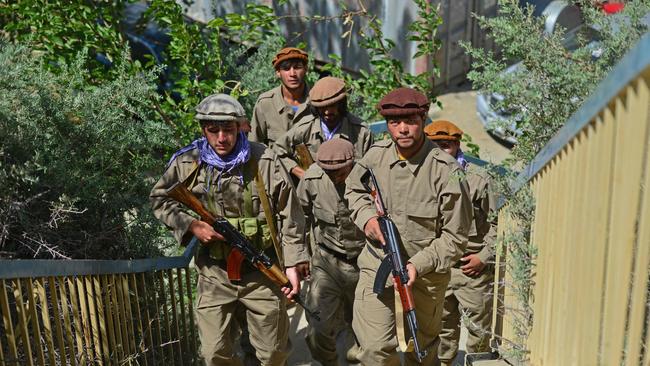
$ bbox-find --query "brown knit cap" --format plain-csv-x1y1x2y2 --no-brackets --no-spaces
317,138,355,170
272,47,308,68
424,120,464,141
377,87,430,117
309,77,346,107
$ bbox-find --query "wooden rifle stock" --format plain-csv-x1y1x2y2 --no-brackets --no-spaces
294,143,314,170
166,181,321,321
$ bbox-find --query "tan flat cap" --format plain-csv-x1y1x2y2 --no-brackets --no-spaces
310,77,347,107
317,138,355,170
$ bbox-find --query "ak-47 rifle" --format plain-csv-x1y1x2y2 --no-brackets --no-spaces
294,143,314,170
361,168,427,362
167,182,320,321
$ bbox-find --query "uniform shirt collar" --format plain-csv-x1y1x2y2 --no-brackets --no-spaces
389,137,433,174
273,84,310,114
314,115,351,140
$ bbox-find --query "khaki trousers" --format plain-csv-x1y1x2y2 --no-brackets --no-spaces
305,247,360,366
352,266,450,365
438,267,493,362
195,260,290,366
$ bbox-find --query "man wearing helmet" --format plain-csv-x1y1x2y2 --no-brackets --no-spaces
150,94,309,365
344,88,472,365
274,76,373,180
249,47,311,147
424,120,496,366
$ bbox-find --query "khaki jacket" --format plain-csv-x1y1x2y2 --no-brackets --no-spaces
465,165,497,264
150,141,309,267
273,113,374,172
344,138,472,277
296,164,366,260
249,85,310,146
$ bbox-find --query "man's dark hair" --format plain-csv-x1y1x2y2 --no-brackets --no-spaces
276,58,307,71
310,97,348,118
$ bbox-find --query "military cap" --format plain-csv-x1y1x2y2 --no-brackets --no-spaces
377,87,430,117
317,138,355,170
272,47,308,68
424,120,464,141
309,77,346,107
194,94,246,122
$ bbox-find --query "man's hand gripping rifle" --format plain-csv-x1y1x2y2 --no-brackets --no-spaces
167,182,320,321
362,168,427,362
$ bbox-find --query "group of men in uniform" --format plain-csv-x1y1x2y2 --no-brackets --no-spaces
150,46,497,366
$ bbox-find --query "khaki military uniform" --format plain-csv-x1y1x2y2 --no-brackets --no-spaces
150,142,308,366
438,165,496,364
344,138,472,365
273,113,373,173
296,164,365,365
249,86,310,147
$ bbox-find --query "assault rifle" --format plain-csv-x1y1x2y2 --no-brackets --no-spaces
361,168,427,362
167,182,320,321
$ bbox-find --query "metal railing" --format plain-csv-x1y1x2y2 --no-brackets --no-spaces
0,240,199,365
492,32,650,365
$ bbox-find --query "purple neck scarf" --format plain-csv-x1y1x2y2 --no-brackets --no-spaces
168,132,251,189
457,149,469,171
320,119,341,141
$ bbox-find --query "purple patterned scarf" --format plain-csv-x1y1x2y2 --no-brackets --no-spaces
320,119,341,141
167,132,251,189
456,148,469,171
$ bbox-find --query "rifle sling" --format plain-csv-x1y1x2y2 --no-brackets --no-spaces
252,160,285,269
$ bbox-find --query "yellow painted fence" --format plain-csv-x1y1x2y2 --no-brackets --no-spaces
493,33,650,365
0,243,199,365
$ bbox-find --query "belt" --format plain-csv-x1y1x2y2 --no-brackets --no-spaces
317,243,358,265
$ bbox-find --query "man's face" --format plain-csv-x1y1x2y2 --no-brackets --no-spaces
276,60,306,91
201,121,241,156
324,164,353,185
386,114,425,151
436,139,460,158
317,103,342,128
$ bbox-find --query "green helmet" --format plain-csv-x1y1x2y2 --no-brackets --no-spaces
195,94,246,122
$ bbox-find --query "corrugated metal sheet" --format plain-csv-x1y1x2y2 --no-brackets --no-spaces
179,0,498,91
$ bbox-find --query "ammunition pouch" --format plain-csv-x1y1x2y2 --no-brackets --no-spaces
208,217,272,261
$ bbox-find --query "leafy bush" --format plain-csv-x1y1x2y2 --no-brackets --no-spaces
463,0,649,359
464,0,649,165
0,44,175,259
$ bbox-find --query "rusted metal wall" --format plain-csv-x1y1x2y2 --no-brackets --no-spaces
180,0,498,91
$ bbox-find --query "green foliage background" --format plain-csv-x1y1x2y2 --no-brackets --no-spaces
0,44,174,259
0,0,442,259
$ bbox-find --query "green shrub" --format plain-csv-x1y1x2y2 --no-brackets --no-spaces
0,44,175,259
